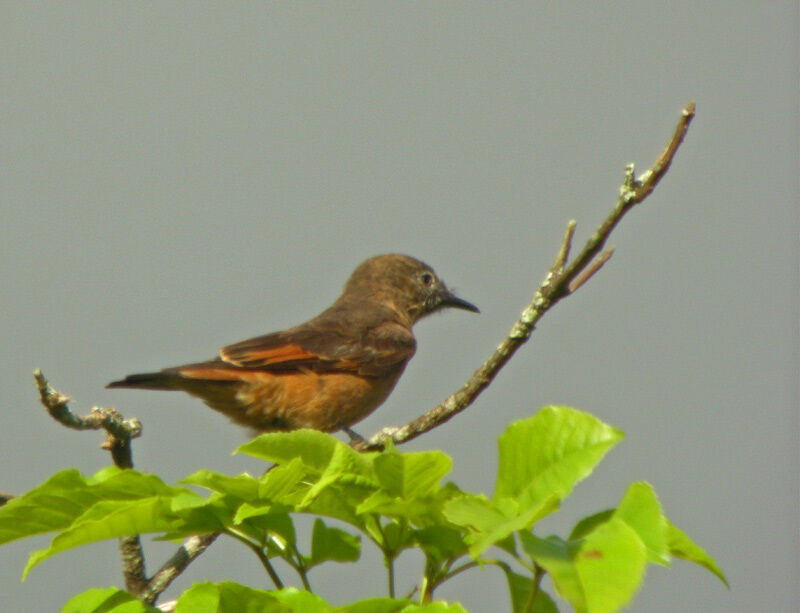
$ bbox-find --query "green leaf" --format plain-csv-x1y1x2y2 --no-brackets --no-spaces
521,518,647,613
370,519,409,552
502,568,558,613
354,451,454,526
338,602,467,613
400,603,468,612
3,468,202,579
239,430,382,516
356,491,435,523
24,496,185,579
443,492,557,556
495,407,624,512
268,587,332,612
232,511,297,556
174,582,291,612
356,484,459,528
569,486,726,588
666,519,728,587
520,534,586,610
569,510,614,541
412,525,468,565
308,518,360,567
339,601,468,613
181,470,262,500
177,462,311,544
61,586,158,612
176,584,333,612
257,458,314,502
184,458,308,507
300,487,366,527
0,470,96,545
613,482,669,566
372,450,452,499
0,468,185,546
237,430,376,480
575,519,647,612
335,599,410,613
233,502,291,527
155,495,241,542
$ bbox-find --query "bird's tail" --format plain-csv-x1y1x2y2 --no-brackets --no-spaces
106,371,182,391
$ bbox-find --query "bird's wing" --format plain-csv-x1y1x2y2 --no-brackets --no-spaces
219,321,416,377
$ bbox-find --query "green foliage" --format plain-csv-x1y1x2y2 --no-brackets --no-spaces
62,587,158,612
666,519,728,587
0,407,726,612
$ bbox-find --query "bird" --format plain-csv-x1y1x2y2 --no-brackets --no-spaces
107,254,478,438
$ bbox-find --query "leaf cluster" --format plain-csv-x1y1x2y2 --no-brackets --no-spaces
0,406,725,612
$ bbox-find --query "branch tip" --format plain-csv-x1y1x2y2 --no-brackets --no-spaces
552,220,577,273
568,248,615,294
632,102,695,202
355,103,695,449
32,369,147,594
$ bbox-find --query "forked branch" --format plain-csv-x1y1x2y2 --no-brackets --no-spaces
355,101,695,450
34,369,148,594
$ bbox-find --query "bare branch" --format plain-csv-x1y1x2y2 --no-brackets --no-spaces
355,102,696,451
568,248,614,294
33,370,148,594
633,101,696,202
551,220,577,275
139,533,220,606
34,369,142,467
32,371,228,605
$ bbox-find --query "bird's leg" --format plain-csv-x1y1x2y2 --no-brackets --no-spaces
341,425,366,445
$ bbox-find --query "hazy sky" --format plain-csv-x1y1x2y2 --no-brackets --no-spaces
2,3,797,611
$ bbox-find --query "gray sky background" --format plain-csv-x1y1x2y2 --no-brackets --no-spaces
2,3,797,611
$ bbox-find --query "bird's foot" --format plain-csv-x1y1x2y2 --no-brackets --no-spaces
341,426,366,445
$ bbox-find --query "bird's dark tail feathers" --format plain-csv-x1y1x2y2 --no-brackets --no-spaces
106,371,181,391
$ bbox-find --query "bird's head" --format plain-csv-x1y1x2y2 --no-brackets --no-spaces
343,254,479,324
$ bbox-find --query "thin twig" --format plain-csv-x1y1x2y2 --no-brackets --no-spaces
633,102,695,202
34,369,142,462
354,102,695,451
568,248,614,294
551,220,576,275
139,533,220,606
387,555,396,599
240,538,285,590
289,542,313,591
442,559,481,582
33,370,148,594
523,563,546,613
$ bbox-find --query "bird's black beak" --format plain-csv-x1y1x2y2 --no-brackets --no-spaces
439,289,480,314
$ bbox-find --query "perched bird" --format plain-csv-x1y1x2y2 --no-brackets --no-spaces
107,254,478,437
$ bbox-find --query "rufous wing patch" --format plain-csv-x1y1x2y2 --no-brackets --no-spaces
221,342,320,368
176,366,255,381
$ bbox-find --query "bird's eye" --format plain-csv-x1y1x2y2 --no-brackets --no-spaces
421,272,434,286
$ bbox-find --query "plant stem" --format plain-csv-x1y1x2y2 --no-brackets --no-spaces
229,532,284,589
523,564,545,613
419,575,430,603
289,542,312,592
386,554,396,598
